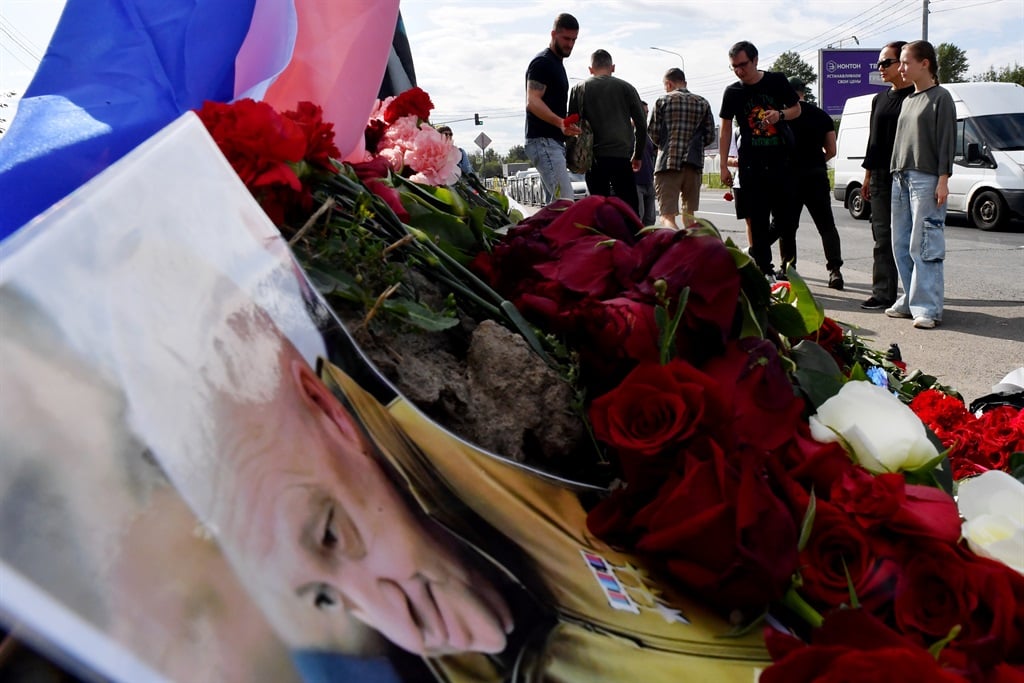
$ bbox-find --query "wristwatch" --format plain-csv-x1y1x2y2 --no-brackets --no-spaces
778,110,786,121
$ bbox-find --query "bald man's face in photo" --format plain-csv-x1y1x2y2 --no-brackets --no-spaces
222,356,512,656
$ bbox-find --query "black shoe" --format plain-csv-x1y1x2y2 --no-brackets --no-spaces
860,296,893,310
828,269,844,290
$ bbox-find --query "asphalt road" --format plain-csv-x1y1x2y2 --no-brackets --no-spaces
694,191,1024,404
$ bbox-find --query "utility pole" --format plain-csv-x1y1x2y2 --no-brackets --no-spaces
922,0,929,41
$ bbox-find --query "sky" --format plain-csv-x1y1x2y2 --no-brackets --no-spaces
2,0,1023,153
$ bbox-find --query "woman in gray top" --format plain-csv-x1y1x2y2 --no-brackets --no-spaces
886,40,956,329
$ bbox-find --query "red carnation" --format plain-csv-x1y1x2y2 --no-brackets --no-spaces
383,86,434,124
284,101,340,170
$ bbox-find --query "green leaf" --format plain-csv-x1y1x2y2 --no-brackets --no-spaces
380,298,460,332
767,301,811,338
786,268,826,333
797,490,817,552
1010,451,1024,483
736,290,765,339
306,265,367,301
842,558,860,609
656,288,689,365
848,362,869,382
928,624,962,660
903,448,954,492
791,341,845,408
402,200,476,257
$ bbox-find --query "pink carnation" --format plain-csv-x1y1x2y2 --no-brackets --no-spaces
405,125,461,186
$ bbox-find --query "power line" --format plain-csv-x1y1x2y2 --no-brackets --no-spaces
931,0,1009,12
0,19,43,63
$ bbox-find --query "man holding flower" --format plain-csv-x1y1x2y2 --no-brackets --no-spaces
525,13,582,203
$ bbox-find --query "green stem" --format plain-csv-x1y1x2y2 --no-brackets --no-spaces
781,588,824,629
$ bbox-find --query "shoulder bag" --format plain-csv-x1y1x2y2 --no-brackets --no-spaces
565,83,594,174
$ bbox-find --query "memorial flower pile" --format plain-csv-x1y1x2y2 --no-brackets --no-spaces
200,95,1024,682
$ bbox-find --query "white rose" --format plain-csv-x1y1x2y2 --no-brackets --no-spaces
808,381,939,474
958,470,1024,575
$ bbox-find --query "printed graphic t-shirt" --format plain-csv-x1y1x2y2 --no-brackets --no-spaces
719,71,798,167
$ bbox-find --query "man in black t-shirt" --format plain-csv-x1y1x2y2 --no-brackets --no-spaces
782,77,844,290
525,13,581,203
718,41,801,279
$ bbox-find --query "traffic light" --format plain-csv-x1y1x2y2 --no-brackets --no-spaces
474,113,483,125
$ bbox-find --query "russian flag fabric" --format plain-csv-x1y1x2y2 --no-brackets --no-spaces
0,0,399,240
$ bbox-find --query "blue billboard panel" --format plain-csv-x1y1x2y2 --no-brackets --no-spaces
819,49,889,116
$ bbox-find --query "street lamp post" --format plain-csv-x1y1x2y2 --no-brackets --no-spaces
826,35,860,49
650,46,685,71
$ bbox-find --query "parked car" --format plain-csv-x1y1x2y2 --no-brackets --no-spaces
833,82,1024,230
506,168,589,207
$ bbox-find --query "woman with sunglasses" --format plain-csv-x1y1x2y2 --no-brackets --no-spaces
886,40,956,329
859,42,913,311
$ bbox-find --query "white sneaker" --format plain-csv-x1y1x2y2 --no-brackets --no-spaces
885,307,912,319
913,317,937,329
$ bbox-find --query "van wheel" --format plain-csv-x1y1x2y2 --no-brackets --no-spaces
970,190,1005,231
846,185,870,220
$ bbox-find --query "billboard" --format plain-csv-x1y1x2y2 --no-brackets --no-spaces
818,48,889,116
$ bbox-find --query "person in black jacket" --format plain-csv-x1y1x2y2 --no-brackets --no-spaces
859,41,912,310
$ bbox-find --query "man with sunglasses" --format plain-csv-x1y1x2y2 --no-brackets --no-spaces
859,41,913,310
719,41,801,281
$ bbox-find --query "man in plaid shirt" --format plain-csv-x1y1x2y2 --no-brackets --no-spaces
648,68,715,228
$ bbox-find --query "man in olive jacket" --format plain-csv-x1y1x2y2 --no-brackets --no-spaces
568,49,647,218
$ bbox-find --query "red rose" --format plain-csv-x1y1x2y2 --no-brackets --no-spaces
801,317,847,369
723,191,733,201
831,469,961,543
629,229,742,355
772,422,856,502
588,359,729,459
283,101,340,170
799,501,900,612
568,296,659,375
701,338,805,451
383,86,434,124
895,542,1024,671
631,445,800,610
533,233,634,299
513,281,573,326
541,194,643,245
469,200,573,297
763,609,967,683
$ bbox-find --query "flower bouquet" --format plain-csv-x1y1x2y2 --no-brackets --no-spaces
198,93,1024,682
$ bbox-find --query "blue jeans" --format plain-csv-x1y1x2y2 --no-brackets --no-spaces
525,137,575,203
891,170,946,320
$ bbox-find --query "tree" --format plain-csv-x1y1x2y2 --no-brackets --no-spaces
972,63,1024,86
506,144,528,162
936,43,969,84
770,51,818,104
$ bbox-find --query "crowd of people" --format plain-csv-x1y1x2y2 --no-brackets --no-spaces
523,13,955,328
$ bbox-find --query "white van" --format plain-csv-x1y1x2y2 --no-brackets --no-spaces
833,82,1024,230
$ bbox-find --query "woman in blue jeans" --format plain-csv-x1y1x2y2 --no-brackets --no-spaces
886,40,956,329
